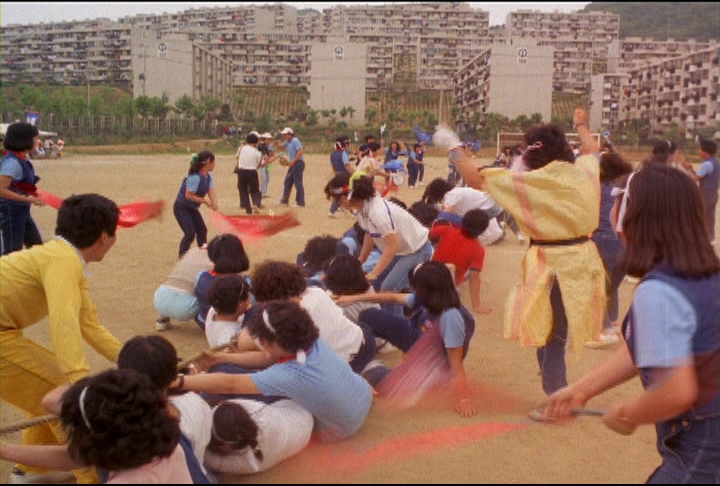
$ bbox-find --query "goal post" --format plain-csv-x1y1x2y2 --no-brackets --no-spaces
496,131,602,157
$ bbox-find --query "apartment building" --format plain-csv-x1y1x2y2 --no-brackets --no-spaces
506,10,621,94
453,42,554,128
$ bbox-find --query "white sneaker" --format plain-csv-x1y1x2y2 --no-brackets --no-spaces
11,467,75,484
155,317,171,332
517,234,526,244
585,329,620,349
328,212,337,218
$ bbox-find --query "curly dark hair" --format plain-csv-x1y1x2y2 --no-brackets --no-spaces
55,194,120,248
207,233,250,274
302,235,339,274
117,335,178,390
208,401,263,460
207,274,250,315
348,175,375,201
622,164,719,278
522,123,575,170
251,260,307,301
245,300,319,353
421,178,454,206
325,255,371,295
410,261,461,314
60,368,179,472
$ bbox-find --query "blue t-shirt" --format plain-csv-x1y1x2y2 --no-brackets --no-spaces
250,338,372,443
284,137,303,162
405,294,466,350
186,173,214,193
630,279,696,369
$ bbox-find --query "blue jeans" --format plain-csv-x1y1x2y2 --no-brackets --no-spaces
348,323,377,373
281,159,305,206
647,416,720,483
1,202,42,255
374,241,433,318
359,308,421,353
407,161,419,186
173,201,207,258
536,280,568,395
259,166,270,196
592,235,625,328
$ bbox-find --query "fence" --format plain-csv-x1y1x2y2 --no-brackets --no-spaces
18,114,224,141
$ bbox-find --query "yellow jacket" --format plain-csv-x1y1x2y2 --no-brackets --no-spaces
483,155,606,354
1,239,121,381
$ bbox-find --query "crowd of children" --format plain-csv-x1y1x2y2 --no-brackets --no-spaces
1,111,718,484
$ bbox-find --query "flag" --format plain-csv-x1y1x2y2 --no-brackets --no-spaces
35,190,164,228
210,210,300,242
413,126,433,145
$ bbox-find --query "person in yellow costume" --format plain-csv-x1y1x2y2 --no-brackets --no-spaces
454,108,605,395
1,193,123,484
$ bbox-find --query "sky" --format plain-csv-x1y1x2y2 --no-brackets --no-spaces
1,2,590,27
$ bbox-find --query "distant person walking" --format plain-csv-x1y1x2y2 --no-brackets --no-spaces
278,127,305,208
235,133,263,214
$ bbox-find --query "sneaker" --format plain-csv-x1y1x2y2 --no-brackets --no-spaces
328,212,337,218
418,181,424,186
252,207,260,215
585,329,620,349
517,234,526,244
276,200,289,206
155,317,171,332
11,467,75,484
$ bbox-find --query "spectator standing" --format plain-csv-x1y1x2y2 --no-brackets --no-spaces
329,135,353,217
682,139,718,244
278,127,305,208
235,133,264,215
0,121,45,255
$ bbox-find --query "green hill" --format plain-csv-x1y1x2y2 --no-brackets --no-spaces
581,2,720,42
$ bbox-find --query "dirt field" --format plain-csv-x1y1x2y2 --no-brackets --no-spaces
4,148,713,484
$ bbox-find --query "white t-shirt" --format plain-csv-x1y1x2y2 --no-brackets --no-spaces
205,307,244,348
237,145,263,171
300,286,364,362
170,392,213,479
442,186,499,216
203,398,313,475
358,196,429,255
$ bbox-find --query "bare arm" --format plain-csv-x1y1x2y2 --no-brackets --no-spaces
171,371,261,395
197,349,274,371
468,270,491,315
0,443,79,470
541,342,638,419
358,232,375,264
333,290,409,306
573,107,600,155
366,232,399,281
0,175,44,206
207,187,218,211
41,383,72,415
447,347,475,418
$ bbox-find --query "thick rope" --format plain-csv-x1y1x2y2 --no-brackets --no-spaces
0,342,232,435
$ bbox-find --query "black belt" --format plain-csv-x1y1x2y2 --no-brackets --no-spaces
530,236,590,247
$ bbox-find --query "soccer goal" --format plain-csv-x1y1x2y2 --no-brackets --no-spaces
496,131,602,157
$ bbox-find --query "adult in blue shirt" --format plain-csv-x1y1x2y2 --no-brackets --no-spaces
278,127,305,207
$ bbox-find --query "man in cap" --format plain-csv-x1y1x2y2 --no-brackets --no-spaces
278,127,305,207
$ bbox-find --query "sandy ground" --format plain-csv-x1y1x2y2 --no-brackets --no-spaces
4,149,715,484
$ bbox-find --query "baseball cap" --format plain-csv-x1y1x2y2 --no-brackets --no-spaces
280,127,294,135
249,130,260,137
260,132,272,139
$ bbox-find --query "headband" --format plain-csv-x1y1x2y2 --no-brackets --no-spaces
79,386,92,430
